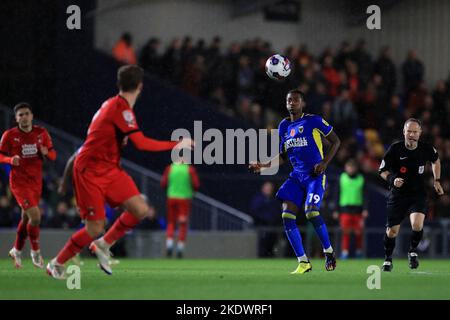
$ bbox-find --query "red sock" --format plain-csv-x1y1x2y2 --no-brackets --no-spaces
178,221,188,242
103,211,140,245
56,228,94,264
14,220,28,251
166,221,175,239
27,224,40,251
341,233,350,252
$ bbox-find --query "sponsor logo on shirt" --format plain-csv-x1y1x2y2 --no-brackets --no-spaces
21,144,38,157
284,137,308,150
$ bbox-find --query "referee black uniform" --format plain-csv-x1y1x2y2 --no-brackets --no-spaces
378,140,439,269
379,140,438,226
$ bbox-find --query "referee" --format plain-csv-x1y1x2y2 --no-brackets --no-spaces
378,118,444,271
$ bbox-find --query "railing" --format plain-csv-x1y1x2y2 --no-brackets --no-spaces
0,104,254,230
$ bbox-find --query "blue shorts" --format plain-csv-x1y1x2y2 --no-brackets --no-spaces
276,172,327,211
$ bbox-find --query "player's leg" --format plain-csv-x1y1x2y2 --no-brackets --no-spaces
165,199,177,257
9,210,28,268
339,213,351,259
382,224,400,272
47,168,105,279
276,177,311,273
176,199,191,258
304,175,335,271
24,206,44,268
282,201,312,273
408,212,425,269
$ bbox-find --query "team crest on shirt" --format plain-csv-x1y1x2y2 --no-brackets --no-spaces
298,126,304,134
418,165,424,174
122,110,136,127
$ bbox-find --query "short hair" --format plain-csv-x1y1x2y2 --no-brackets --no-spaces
14,102,32,114
117,65,144,92
404,118,422,128
345,158,358,167
287,89,305,101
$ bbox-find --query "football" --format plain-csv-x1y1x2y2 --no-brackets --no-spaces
265,54,291,81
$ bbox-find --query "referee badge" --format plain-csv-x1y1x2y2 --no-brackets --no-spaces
418,165,424,174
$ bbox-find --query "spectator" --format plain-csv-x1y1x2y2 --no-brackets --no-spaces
402,50,424,93
139,37,161,75
112,32,137,65
374,46,397,97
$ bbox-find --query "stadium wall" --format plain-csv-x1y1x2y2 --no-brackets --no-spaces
0,230,258,258
94,0,450,86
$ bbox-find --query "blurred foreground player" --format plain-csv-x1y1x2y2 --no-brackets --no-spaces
249,90,341,274
379,118,444,271
0,103,56,269
47,65,193,279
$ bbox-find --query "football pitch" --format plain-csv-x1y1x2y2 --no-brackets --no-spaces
1,258,450,300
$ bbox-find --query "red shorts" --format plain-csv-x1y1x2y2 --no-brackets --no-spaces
10,186,41,210
339,213,363,231
167,198,192,223
73,166,140,221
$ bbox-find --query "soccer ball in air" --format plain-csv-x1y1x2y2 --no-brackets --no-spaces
265,54,291,81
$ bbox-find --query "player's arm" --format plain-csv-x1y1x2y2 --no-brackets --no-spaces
379,146,404,188
129,131,193,151
0,132,19,166
58,151,77,195
314,130,341,175
40,130,56,161
249,153,285,174
431,158,444,195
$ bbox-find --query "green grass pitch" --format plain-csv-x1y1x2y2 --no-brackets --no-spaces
1,258,450,300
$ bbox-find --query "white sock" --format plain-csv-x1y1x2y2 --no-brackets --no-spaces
297,255,309,263
323,246,333,254
177,241,185,252
166,238,174,249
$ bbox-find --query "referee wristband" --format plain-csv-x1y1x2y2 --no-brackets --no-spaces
386,174,396,187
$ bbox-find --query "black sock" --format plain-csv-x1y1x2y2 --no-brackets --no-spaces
410,229,423,252
384,234,396,260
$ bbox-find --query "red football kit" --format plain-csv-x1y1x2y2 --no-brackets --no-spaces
0,125,56,209
74,95,178,220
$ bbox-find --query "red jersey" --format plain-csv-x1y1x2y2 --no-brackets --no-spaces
0,125,55,188
75,95,140,172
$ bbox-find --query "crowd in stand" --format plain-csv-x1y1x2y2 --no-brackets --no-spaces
112,33,450,220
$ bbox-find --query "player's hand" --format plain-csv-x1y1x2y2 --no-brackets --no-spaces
362,210,369,219
434,181,444,196
393,177,404,188
249,161,269,173
147,205,156,220
10,155,20,166
40,145,49,156
313,161,327,175
176,138,195,150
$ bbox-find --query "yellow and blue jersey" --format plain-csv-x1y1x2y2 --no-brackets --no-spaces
278,113,333,175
